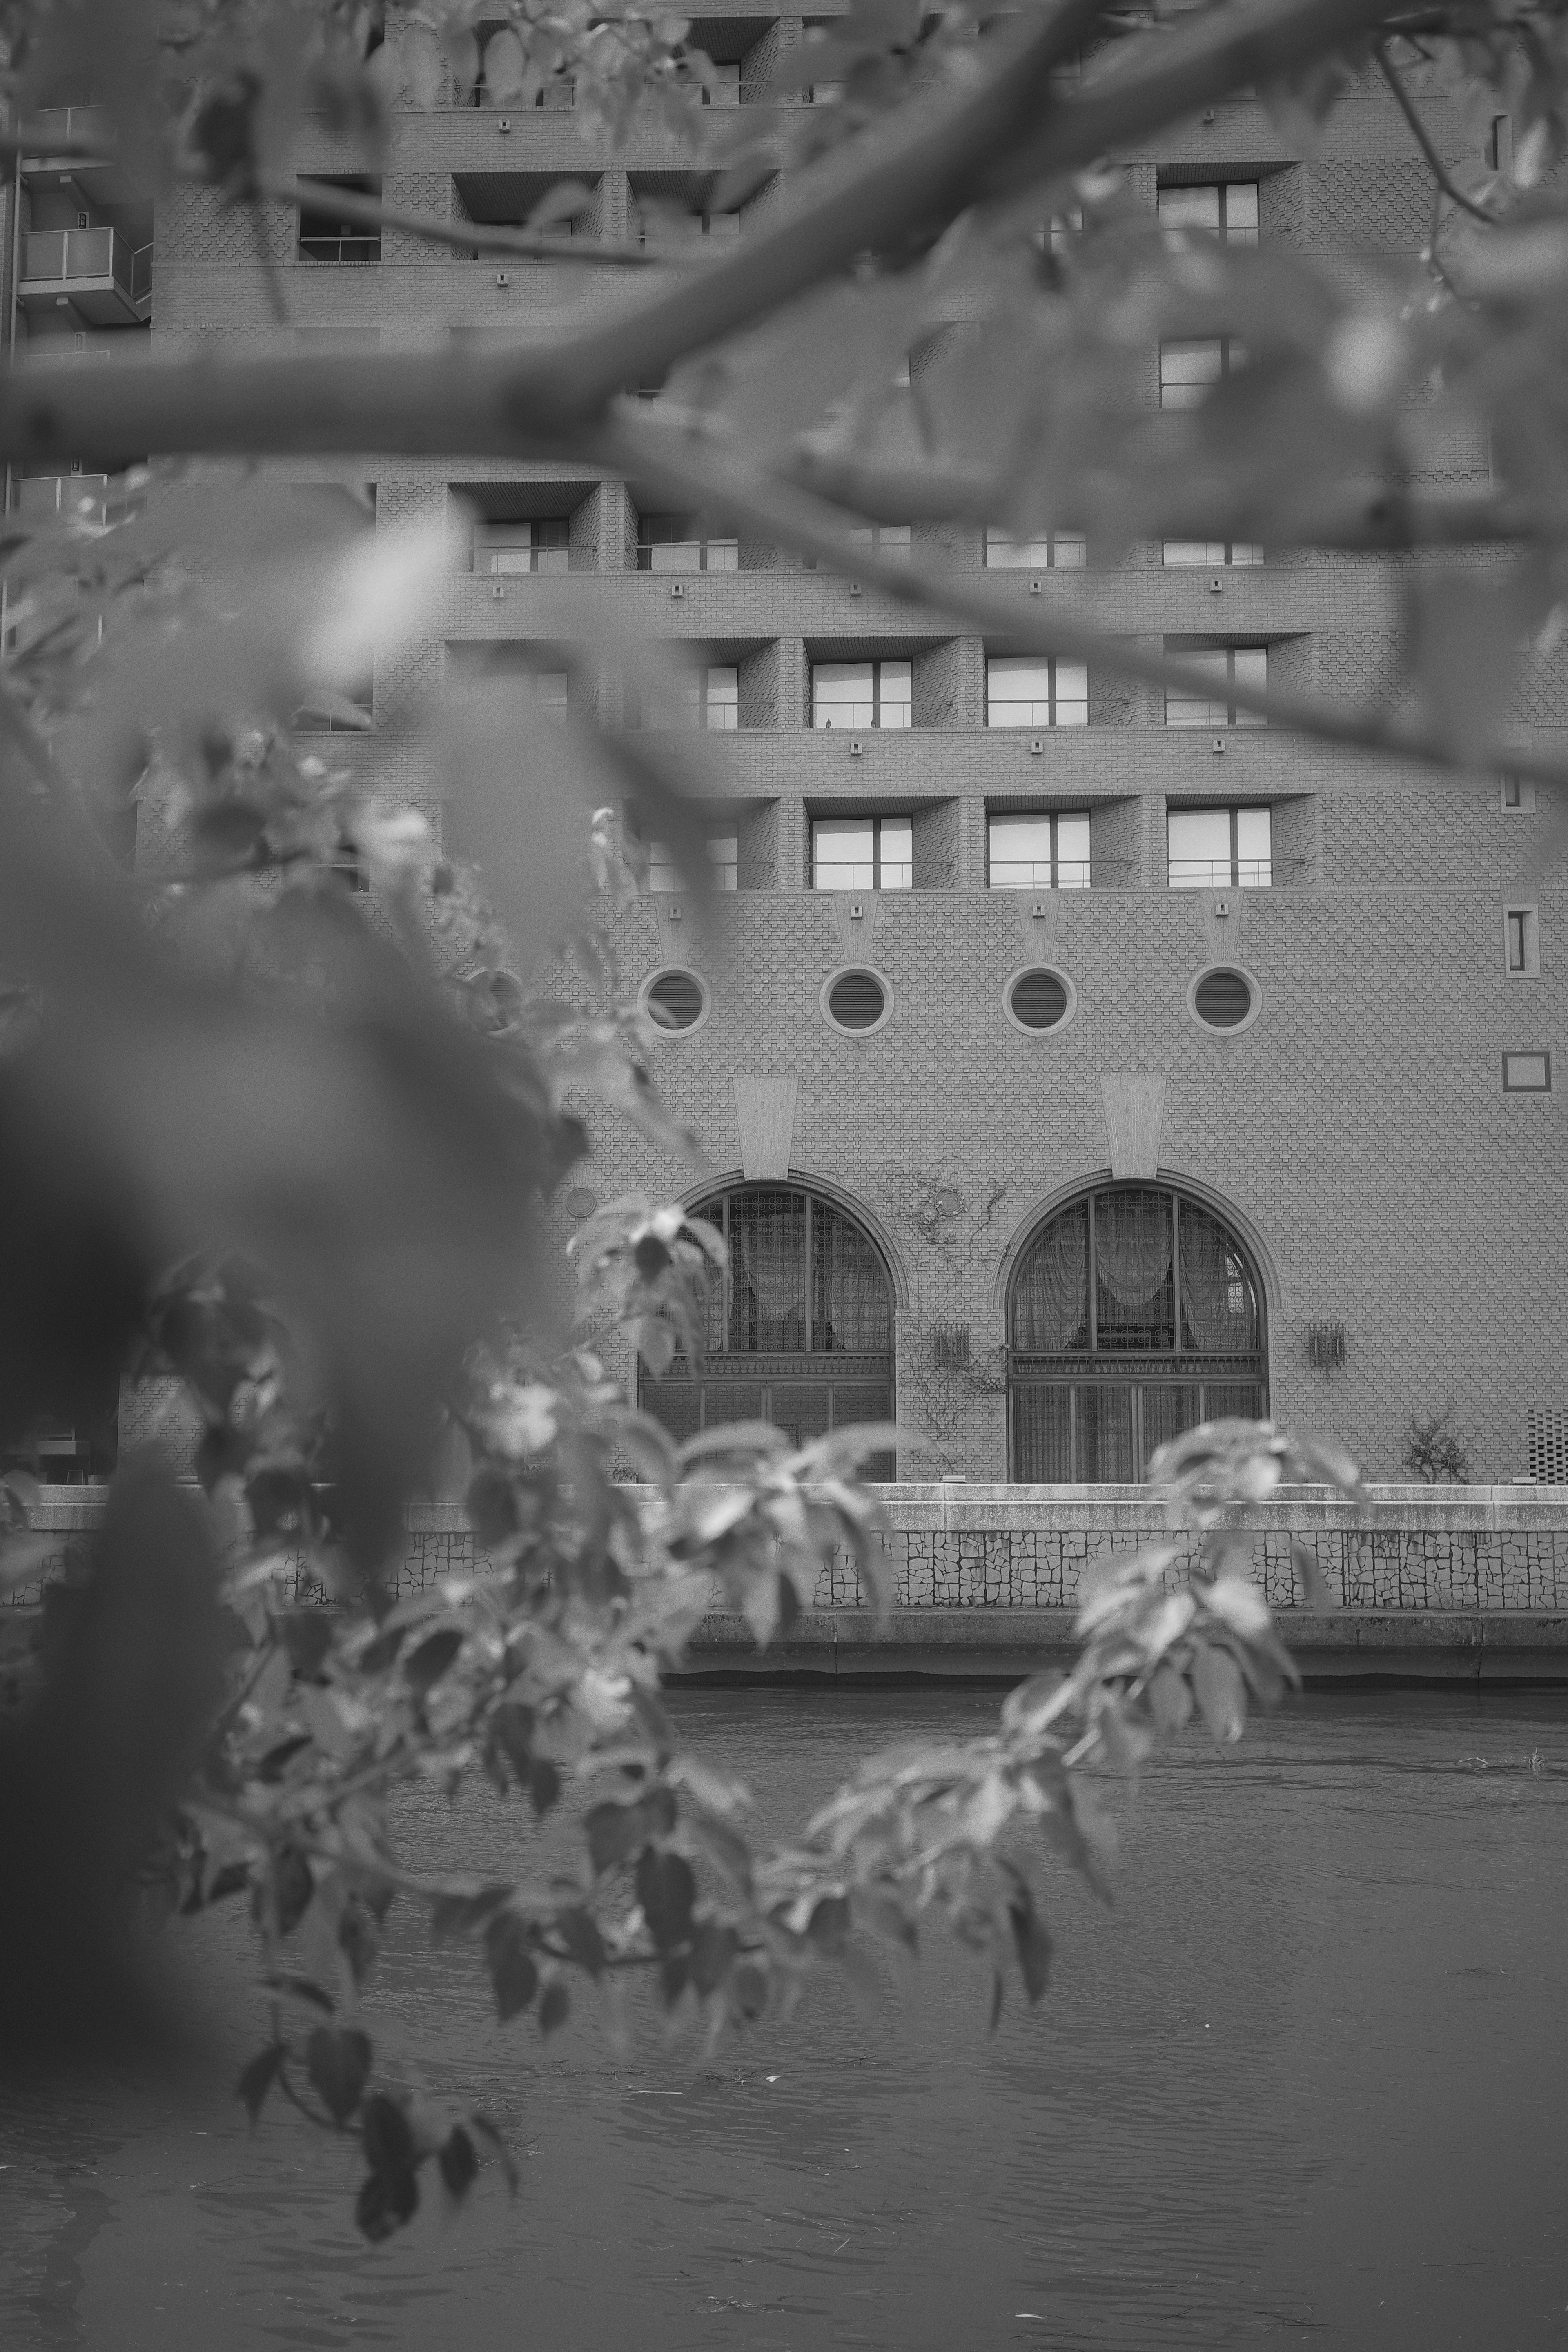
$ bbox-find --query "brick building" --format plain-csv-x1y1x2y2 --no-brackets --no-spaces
14,16,1567,1483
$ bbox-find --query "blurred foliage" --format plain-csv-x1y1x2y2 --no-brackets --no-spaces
0,0,1544,2241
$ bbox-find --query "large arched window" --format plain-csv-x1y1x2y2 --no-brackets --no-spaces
1008,1184,1267,1482
641,1185,895,1470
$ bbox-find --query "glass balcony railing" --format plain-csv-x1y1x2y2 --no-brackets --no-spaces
990,861,1091,888
21,105,112,159
20,227,151,305
1167,858,1272,889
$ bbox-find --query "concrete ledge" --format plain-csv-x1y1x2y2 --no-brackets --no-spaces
672,1608,1568,1686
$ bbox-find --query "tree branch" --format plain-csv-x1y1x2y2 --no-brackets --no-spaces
1375,40,1502,224
251,168,708,272
592,408,1568,793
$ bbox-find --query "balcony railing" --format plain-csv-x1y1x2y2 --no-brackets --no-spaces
990,861,1092,889
19,227,151,322
1168,859,1272,888
20,105,113,160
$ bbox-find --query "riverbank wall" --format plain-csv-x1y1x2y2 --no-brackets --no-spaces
17,1480,1568,1686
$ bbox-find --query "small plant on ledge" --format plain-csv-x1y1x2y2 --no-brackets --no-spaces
1402,1408,1470,1485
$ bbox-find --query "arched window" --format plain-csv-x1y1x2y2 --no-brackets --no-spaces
641,1185,895,1471
1008,1184,1267,1481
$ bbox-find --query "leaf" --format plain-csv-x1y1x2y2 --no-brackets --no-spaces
1202,1574,1271,1640
539,1980,571,2037
404,1626,463,1695
490,1699,535,1778
439,2124,479,2199
236,2042,284,2127
635,1849,695,1952
273,1847,315,1937
470,2112,520,2196
443,22,480,101
431,1884,509,1940
1008,1892,1052,2005
808,1895,851,1956
356,2162,419,2243
306,2025,372,2123
361,2091,415,2179
729,1959,768,2021
298,1685,357,1762
1146,1663,1193,1734
1191,1643,1247,1745
484,1912,539,2021
529,1759,561,1818
555,1907,607,1978
586,1788,675,1875
481,24,526,101
402,20,445,109
690,1918,739,1996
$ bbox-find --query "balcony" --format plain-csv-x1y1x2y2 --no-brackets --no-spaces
19,228,151,325
20,104,112,168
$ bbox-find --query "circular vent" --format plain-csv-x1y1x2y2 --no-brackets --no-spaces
823,969,891,1034
1192,966,1257,1032
563,1186,597,1221
1007,968,1072,1033
642,969,708,1033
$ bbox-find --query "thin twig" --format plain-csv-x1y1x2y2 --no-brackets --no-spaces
592,407,1568,795
1376,40,1503,225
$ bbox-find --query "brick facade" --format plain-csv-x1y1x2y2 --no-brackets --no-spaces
63,10,1568,1484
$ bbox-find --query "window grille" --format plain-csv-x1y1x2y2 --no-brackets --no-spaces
986,656,1088,728
1167,804,1272,887
1009,1185,1266,1479
812,815,912,890
1307,1320,1346,1370
812,660,912,729
1165,647,1268,728
988,811,1091,889
933,1323,971,1370
1528,1408,1568,1481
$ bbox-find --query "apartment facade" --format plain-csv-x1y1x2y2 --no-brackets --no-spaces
16,15,1568,1482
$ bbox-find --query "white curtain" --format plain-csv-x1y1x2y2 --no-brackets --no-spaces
1094,1190,1173,1310
1180,1205,1253,1352
1013,1205,1088,1352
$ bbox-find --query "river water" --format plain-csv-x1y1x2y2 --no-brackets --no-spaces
4,1687,1568,2350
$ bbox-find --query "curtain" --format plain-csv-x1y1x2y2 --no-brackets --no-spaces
1094,1190,1173,1348
728,1190,806,1351
813,1207,893,1352
1012,1385,1073,1480
1180,1203,1255,1353
1012,1203,1088,1352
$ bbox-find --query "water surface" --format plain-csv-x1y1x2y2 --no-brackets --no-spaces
4,1688,1568,2350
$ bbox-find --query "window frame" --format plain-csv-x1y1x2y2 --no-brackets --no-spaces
1158,334,1245,410
1167,803,1273,888
1164,645,1269,729
985,655,1089,729
988,809,1092,889
811,813,913,891
1156,178,1261,246
810,658,913,731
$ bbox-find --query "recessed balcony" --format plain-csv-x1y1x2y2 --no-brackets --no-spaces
19,227,151,327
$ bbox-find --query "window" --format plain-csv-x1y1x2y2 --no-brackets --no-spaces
1165,646,1268,727
297,177,381,263
474,517,569,574
1503,1052,1551,1092
637,514,739,572
1506,905,1541,976
1160,336,1245,410
1163,540,1264,567
1502,777,1535,812
813,815,911,890
1008,1185,1267,1479
682,666,739,731
1167,805,1272,887
812,660,911,729
989,812,1091,889
986,528,1087,570
1488,113,1514,174
849,524,911,560
987,657,1089,727
633,201,741,247
646,828,739,891
638,1185,895,1469
701,60,741,104
1158,181,1260,245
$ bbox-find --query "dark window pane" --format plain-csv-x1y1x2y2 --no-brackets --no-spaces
1011,1384,1074,1479
1010,970,1068,1031
728,1190,807,1351
1078,1385,1135,1481
639,1376,702,1447
646,971,705,1030
1199,1381,1265,1422
813,1206,893,1351
1194,968,1253,1028
827,971,886,1030
701,1380,766,1426
1140,1382,1202,1468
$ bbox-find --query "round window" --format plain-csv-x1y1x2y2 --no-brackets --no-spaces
1191,966,1258,1032
641,968,709,1034
821,967,892,1035
1007,967,1074,1035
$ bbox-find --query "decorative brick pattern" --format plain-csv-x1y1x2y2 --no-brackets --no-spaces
1305,160,1433,249
383,172,450,263
159,183,292,265
374,639,444,726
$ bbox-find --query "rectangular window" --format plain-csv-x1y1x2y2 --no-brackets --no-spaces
1167,804,1272,888
988,811,1091,889
812,815,913,889
849,523,911,560
297,176,381,263
1506,904,1541,976
647,829,739,891
1160,336,1245,410
1165,644,1268,727
986,655,1089,728
681,665,740,731
637,514,739,572
702,60,742,105
474,517,570,575
1501,777,1535,812
1163,540,1264,567
812,660,912,729
1503,1051,1551,1092
986,528,1087,570
1158,181,1260,245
